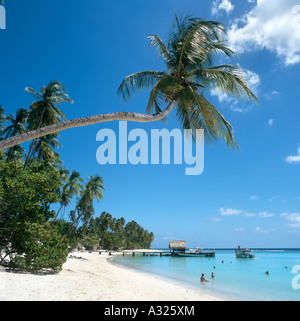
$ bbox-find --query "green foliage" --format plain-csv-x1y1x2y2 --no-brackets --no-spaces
12,222,69,273
118,13,259,148
0,161,60,223
0,161,69,272
124,220,154,250
52,219,78,248
78,212,154,250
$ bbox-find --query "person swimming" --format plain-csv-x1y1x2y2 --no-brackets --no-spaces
200,273,209,283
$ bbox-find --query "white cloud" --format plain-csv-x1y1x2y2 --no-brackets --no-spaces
219,208,276,218
219,208,242,216
212,0,234,16
228,0,300,66
245,69,261,95
264,90,280,100
268,196,281,202
249,195,259,201
281,212,300,228
285,146,300,164
255,227,271,233
268,119,275,126
235,227,244,232
259,211,275,218
272,91,280,95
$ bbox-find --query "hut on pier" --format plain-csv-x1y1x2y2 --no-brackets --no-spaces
169,240,187,254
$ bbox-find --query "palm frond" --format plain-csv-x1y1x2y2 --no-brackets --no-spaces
177,19,226,72
191,65,259,102
148,35,174,69
117,71,166,102
177,84,238,148
25,87,42,100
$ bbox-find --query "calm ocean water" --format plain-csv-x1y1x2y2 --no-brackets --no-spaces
111,249,300,301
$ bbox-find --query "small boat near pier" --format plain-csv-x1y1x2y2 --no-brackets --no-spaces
169,240,215,257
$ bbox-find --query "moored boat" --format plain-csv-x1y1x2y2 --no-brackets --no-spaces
174,249,215,257
235,246,255,258
169,240,215,257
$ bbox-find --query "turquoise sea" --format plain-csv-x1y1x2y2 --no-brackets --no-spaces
111,249,300,301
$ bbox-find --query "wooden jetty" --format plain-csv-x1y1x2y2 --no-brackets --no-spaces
123,250,170,257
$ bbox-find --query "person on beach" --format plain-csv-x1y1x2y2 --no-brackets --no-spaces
211,272,215,279
200,273,209,283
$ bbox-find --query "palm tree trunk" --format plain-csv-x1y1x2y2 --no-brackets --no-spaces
6,146,14,162
24,113,44,168
52,204,64,222
0,101,177,151
60,212,83,240
24,139,36,168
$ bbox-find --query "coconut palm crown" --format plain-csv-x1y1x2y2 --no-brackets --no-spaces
118,13,258,148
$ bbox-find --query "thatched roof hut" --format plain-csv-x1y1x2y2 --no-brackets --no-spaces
169,240,187,252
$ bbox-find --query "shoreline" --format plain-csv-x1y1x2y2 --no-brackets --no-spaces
0,251,223,301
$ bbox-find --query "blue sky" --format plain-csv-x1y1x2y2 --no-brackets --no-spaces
0,0,300,248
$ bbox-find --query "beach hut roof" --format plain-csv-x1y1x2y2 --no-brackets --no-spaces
169,240,187,250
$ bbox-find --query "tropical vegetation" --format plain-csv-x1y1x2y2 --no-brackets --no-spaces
0,13,258,272
0,80,153,273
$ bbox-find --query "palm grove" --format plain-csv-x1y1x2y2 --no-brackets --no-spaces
0,81,154,272
0,14,257,273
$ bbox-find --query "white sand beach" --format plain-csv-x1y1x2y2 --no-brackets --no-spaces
0,251,222,301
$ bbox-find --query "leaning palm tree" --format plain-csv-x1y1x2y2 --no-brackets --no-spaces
118,13,258,146
24,80,73,168
0,14,258,152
